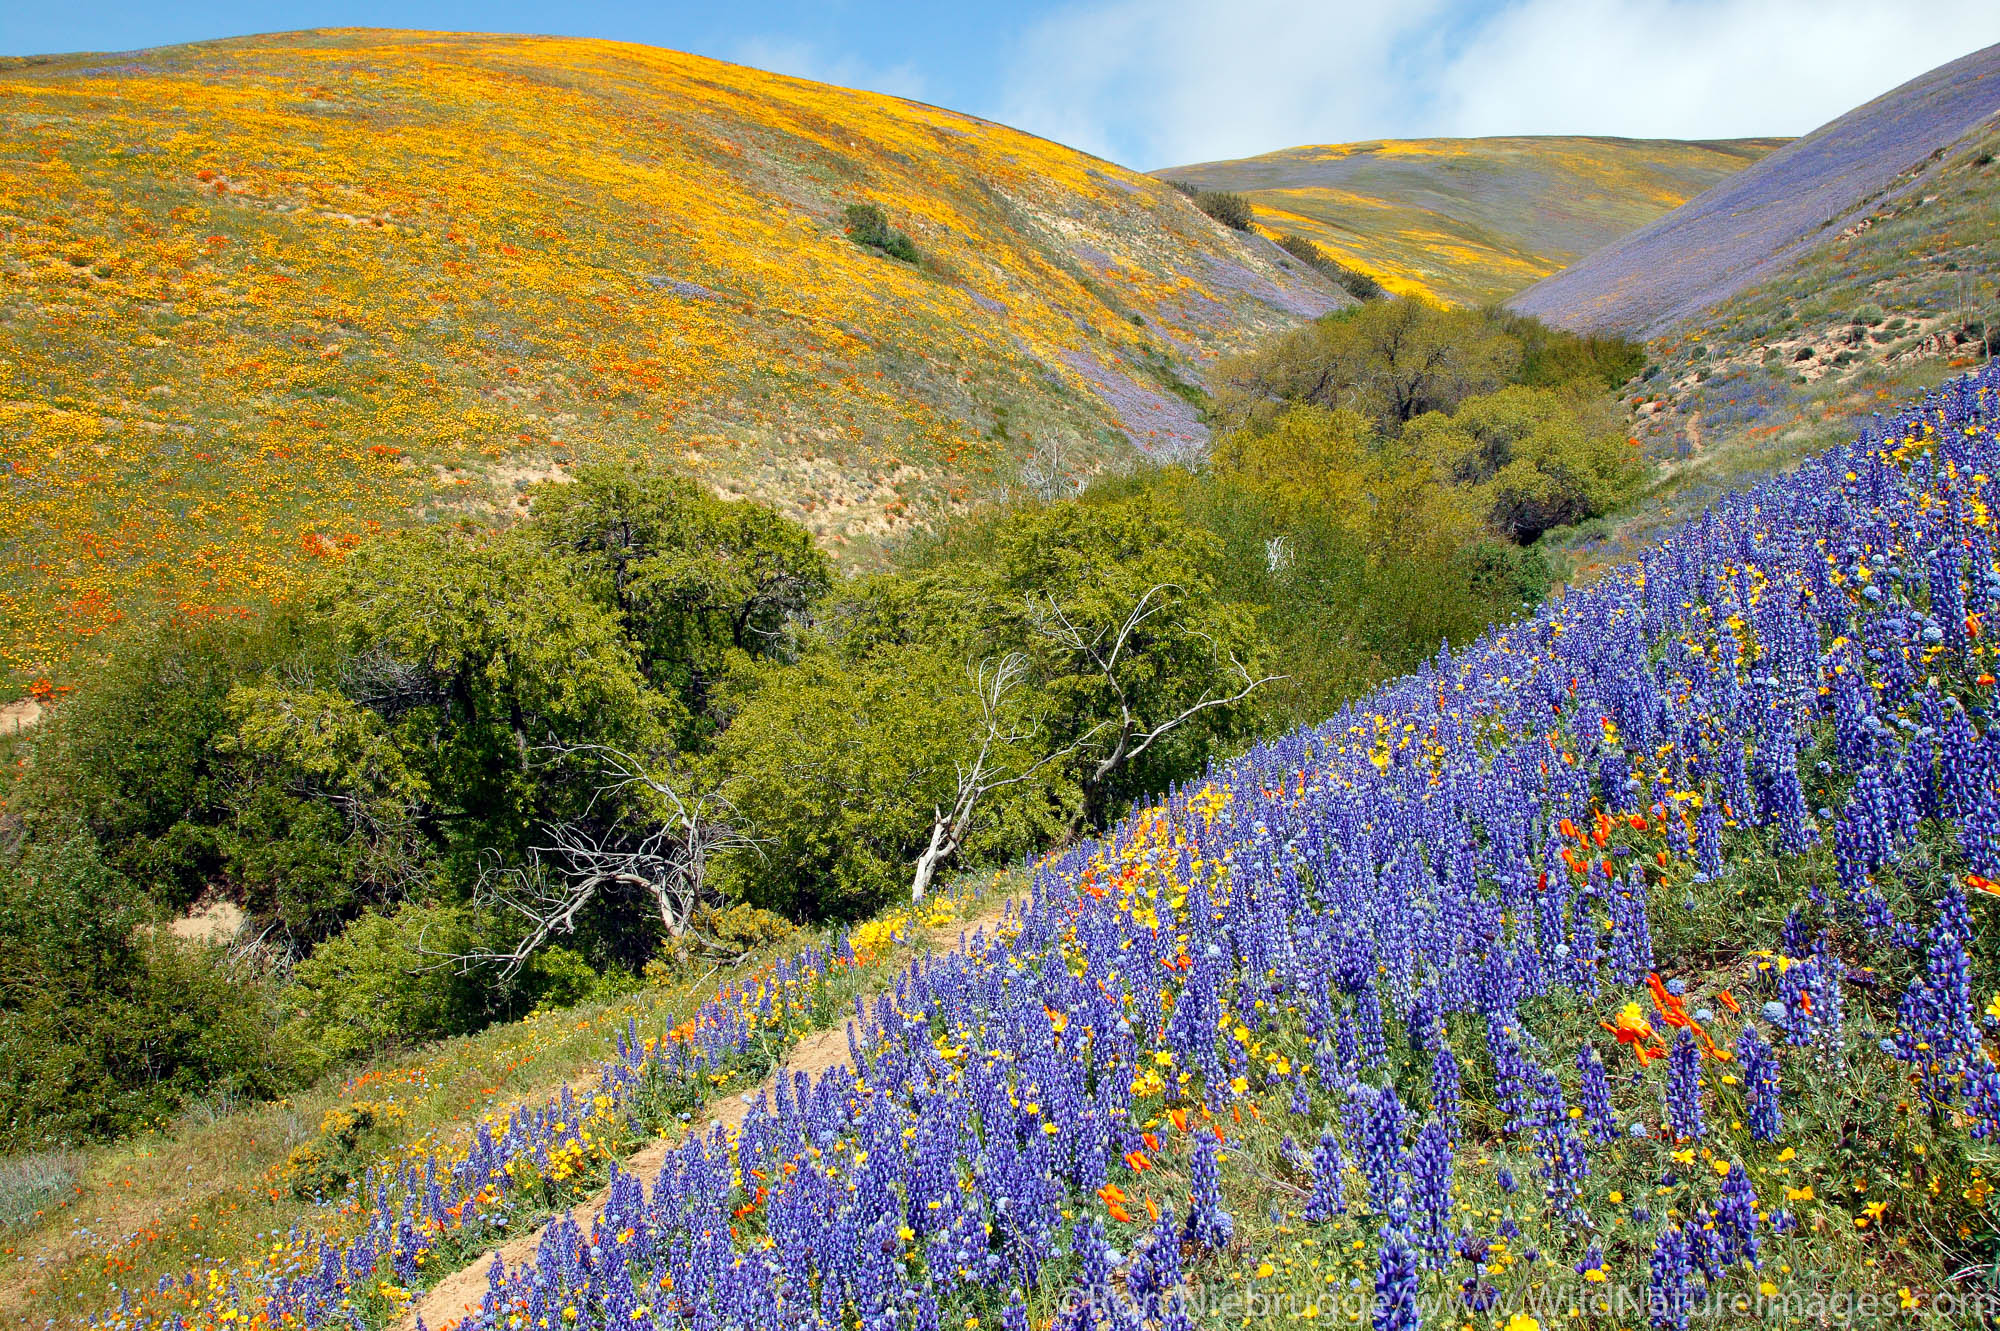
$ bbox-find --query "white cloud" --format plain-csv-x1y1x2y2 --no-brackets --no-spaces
1435,0,2000,140
730,35,931,103
998,0,1455,168
999,0,2000,168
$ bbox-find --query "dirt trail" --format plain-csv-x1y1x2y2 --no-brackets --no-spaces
399,901,1017,1331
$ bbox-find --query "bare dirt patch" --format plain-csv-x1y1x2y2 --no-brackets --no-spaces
168,900,247,945
0,697,43,736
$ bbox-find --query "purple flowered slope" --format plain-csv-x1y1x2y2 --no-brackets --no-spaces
1058,350,1209,457
1511,43,2000,336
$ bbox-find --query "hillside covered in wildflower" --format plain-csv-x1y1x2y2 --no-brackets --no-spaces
60,359,2000,1329
0,29,1343,688
1527,41,2000,581
1511,42,2000,339
1156,137,1781,307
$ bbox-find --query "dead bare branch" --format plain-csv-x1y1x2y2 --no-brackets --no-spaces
430,744,755,979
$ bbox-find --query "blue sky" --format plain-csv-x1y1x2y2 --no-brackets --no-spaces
6,1,1999,169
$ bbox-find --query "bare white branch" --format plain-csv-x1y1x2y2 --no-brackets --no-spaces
430,744,755,978
1024,583,1282,839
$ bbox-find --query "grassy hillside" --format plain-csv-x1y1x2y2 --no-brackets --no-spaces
1542,54,2000,578
1156,136,1781,306
1511,41,2000,337
0,29,1343,690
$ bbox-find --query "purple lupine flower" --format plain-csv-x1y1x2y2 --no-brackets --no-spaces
1967,1056,2000,1139
1964,760,2000,878
1649,1225,1692,1331
1696,790,1725,878
1735,1024,1782,1141
1577,1042,1619,1143
1304,1132,1346,1222
1407,1120,1454,1268
1181,1136,1233,1251
1431,1041,1462,1141
1713,1163,1761,1269
1664,1028,1705,1140
1348,1084,1409,1209
1126,1206,1182,1308
1486,1016,1535,1135
1371,1217,1421,1331
1894,888,1982,1109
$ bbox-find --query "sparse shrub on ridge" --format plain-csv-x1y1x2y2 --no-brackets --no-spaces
842,202,920,263
1200,190,1255,230
1163,180,1254,230
1277,232,1386,301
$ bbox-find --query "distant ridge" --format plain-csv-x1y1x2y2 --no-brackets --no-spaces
1510,43,2000,336
1155,135,1781,305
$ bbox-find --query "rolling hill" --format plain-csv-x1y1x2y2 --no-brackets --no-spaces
1510,41,2000,337
1520,42,2000,575
1154,135,1782,306
0,30,1343,688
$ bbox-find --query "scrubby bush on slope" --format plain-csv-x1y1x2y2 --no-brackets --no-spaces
133,365,2000,1328
0,837,301,1148
1277,232,1386,303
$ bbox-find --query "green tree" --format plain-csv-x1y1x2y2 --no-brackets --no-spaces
1217,298,1520,435
0,836,300,1147
989,500,1272,834
526,463,830,739
1210,402,1374,529
12,615,305,913
1406,385,1643,542
714,643,1065,918
228,531,669,904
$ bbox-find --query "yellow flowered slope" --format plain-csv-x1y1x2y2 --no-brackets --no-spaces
1159,135,1785,306
0,30,1342,685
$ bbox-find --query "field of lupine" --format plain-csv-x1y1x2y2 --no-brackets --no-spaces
69,365,2000,1329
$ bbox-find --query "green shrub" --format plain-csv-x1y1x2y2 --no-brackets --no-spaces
286,901,495,1064
648,902,797,972
1191,189,1253,230
842,203,919,263
0,836,303,1148
524,946,604,1012
286,902,608,1065
1218,298,1521,434
714,646,994,919
12,617,294,912
1275,233,1384,301
1406,384,1644,544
